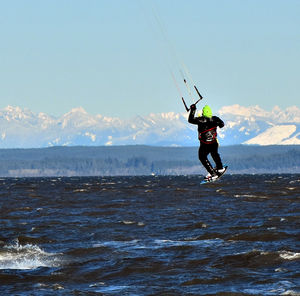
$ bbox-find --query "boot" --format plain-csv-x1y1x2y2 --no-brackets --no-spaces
205,170,218,181
215,167,226,176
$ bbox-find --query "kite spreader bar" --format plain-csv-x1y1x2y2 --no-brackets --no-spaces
181,85,203,112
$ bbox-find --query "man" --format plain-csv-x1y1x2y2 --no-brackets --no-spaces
188,104,225,181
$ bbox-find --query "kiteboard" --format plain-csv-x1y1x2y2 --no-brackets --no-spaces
200,166,228,185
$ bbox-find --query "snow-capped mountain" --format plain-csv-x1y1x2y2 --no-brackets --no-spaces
217,104,300,145
0,104,299,148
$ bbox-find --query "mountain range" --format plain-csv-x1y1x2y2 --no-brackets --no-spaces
0,104,299,148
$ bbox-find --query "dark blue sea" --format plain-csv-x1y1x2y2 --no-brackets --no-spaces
0,175,299,296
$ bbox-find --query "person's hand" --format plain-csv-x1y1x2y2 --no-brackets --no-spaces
190,104,196,111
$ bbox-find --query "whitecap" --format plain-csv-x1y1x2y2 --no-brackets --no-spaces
279,251,300,260
73,188,88,192
281,290,300,295
0,240,61,270
154,238,224,248
234,194,268,199
93,240,140,249
121,220,135,225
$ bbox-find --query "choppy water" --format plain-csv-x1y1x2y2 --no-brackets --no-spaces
0,175,299,296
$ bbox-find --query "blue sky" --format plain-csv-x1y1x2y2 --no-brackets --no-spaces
0,0,299,118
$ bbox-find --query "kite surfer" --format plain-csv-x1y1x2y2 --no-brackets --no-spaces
188,104,226,181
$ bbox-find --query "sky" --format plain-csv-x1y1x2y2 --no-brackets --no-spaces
0,0,299,118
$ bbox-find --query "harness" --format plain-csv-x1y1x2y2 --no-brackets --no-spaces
198,126,217,144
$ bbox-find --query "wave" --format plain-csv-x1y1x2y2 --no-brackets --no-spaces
213,249,300,269
279,251,300,261
93,238,224,252
0,239,61,270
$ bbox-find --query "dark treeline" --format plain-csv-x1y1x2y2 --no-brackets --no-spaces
0,145,299,177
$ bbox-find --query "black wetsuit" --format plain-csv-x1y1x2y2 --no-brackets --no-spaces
188,108,224,175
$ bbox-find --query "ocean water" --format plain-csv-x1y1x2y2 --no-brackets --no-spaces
0,175,299,296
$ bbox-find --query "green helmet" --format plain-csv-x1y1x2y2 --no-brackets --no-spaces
202,105,212,118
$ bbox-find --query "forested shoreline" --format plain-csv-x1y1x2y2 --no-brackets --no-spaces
0,145,299,177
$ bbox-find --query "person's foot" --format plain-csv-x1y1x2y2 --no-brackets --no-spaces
216,167,226,176
205,172,218,181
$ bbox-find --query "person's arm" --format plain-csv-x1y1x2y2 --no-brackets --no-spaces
188,104,198,124
214,116,224,128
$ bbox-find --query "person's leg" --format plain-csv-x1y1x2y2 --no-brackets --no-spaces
210,142,223,170
198,144,215,175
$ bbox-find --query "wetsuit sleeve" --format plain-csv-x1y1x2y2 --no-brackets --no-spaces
188,109,198,124
215,116,224,128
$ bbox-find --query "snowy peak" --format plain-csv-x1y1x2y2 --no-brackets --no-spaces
245,125,300,145
218,104,300,123
273,106,300,123
218,104,267,118
0,105,299,148
59,107,99,129
65,106,88,116
1,105,34,121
